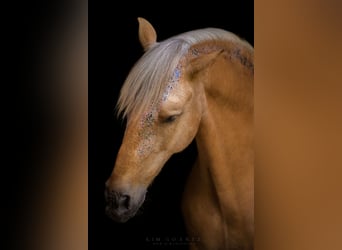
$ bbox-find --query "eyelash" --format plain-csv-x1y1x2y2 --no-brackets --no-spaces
162,115,177,123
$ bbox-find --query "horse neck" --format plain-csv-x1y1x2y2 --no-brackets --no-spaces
195,41,254,209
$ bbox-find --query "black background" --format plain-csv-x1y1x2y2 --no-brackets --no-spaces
89,1,253,249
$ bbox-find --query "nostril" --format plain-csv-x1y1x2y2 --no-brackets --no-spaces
120,194,130,209
105,190,131,210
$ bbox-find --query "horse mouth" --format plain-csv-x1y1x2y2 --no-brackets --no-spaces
105,205,137,223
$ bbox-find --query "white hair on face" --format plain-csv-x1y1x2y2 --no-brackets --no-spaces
116,28,252,120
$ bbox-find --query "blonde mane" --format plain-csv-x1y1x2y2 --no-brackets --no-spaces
116,28,253,120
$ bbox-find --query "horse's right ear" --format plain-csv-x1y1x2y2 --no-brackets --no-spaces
137,17,157,51
185,50,224,80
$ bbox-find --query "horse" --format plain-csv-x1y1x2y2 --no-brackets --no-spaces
105,17,254,250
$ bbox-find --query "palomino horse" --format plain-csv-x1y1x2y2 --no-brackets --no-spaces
105,17,254,249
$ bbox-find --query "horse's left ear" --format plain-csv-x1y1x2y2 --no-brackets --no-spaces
137,17,157,51
185,50,224,80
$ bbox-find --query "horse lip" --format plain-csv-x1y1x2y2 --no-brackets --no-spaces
105,205,137,223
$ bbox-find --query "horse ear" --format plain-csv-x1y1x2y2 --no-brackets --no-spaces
137,17,157,51
185,50,224,80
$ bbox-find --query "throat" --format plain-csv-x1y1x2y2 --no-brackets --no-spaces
196,105,253,196
195,104,254,240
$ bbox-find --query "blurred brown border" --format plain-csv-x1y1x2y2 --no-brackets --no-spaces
256,0,342,249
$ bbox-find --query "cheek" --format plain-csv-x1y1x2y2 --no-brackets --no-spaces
184,112,202,139
167,114,201,153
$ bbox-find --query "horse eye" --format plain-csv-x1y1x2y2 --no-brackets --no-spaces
163,115,177,123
